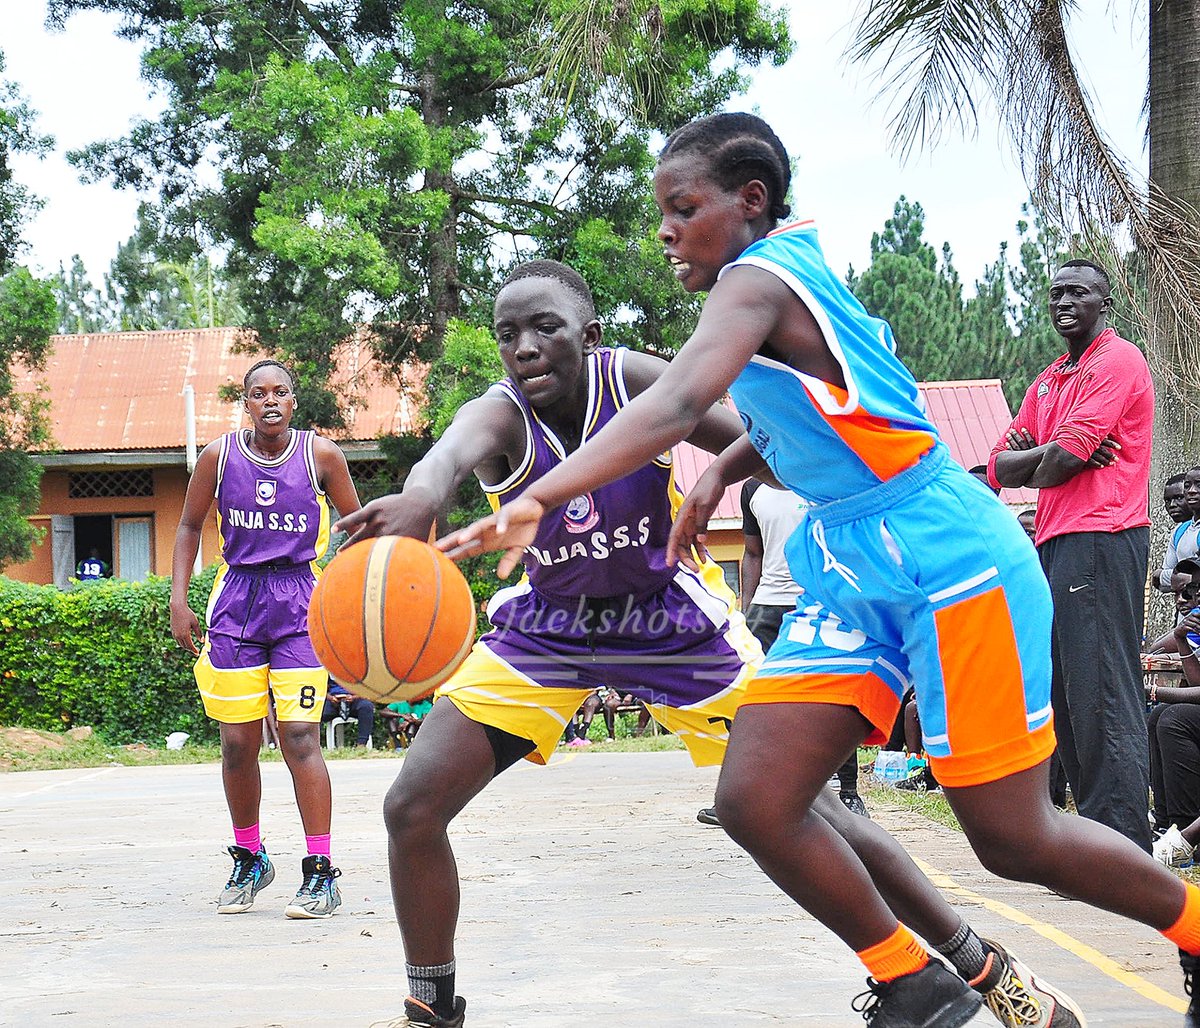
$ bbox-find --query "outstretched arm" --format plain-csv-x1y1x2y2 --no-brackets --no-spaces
334,393,518,544
440,269,780,575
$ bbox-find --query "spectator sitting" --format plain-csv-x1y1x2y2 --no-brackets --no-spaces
75,548,110,581
1157,467,1200,592
321,679,376,747
1149,591,1200,866
1147,558,1200,655
381,696,433,749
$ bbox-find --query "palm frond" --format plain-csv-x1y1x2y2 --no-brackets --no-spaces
850,0,1200,413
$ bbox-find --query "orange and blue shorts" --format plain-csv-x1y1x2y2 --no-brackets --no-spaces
743,446,1055,788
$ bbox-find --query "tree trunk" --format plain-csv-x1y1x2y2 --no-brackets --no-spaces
420,60,461,359
1146,0,1200,634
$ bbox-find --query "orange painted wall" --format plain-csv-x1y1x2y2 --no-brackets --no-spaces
4,467,222,585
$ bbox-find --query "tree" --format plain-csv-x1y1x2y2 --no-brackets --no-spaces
50,0,790,426
0,51,55,567
851,196,965,382
52,255,107,334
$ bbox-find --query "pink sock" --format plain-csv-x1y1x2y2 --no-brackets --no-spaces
233,823,261,853
306,833,331,858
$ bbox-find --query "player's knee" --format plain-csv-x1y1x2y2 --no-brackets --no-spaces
383,777,446,841
278,723,320,761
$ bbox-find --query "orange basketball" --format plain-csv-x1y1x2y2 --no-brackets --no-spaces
307,536,476,703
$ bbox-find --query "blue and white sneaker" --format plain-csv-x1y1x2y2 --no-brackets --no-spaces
217,844,275,913
284,854,342,919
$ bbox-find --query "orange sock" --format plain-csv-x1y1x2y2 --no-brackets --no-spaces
1163,883,1200,955
856,923,930,982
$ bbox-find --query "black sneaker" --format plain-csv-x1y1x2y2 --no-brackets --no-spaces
284,854,342,919
1182,950,1199,1025
841,792,871,818
896,767,940,793
852,960,982,1026
696,807,722,827
402,996,467,1027
217,844,274,913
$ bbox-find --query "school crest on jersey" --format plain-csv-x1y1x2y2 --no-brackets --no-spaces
255,479,277,507
563,493,599,534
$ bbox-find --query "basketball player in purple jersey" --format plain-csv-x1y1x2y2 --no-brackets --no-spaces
171,360,360,918
337,261,1074,1028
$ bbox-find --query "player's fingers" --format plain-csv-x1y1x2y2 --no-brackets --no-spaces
497,546,524,579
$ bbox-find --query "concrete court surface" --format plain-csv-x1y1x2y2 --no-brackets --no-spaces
2,750,1192,1027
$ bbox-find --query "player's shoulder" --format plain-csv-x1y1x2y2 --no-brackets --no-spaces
618,347,670,396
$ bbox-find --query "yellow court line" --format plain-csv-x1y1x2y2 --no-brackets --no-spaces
546,752,579,767
912,856,1187,1014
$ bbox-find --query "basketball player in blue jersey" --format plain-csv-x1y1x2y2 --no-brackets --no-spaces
339,261,1078,1028
446,115,1200,1027
171,360,360,919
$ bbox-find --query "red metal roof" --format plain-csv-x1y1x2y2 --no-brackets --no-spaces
918,379,1037,506
17,327,423,452
19,329,1034,514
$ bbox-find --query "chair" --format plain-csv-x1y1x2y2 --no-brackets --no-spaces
325,716,373,749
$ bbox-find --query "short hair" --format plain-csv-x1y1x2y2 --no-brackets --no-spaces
660,113,793,223
1057,258,1111,293
1176,558,1200,578
1167,473,1188,487
243,359,294,393
498,259,596,320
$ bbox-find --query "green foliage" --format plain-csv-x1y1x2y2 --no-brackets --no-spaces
0,266,55,566
0,566,220,744
51,0,790,427
53,208,246,333
0,50,52,275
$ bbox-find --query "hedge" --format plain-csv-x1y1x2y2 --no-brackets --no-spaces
0,566,219,745
0,553,508,746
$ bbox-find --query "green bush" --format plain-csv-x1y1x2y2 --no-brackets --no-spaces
0,566,220,745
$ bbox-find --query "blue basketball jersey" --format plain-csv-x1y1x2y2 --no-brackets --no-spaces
722,221,942,504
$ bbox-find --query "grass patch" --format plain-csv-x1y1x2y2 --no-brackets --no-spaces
862,777,962,832
0,724,418,772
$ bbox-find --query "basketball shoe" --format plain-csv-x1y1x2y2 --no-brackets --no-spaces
1155,825,1196,869
840,792,871,818
1182,950,1199,1025
851,960,981,1026
217,844,275,913
974,940,1085,1026
696,807,722,826
401,996,467,1027
284,854,342,918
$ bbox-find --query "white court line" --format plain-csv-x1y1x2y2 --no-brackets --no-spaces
2,767,116,803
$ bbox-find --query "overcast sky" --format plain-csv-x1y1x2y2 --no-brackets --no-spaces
4,1,1148,291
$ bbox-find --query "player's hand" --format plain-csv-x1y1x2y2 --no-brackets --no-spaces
668,480,722,570
170,602,202,656
437,494,545,579
1174,612,1200,644
1085,434,1121,469
1004,428,1036,451
335,495,432,546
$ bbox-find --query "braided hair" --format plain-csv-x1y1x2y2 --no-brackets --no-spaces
243,359,295,393
660,113,792,223
499,259,597,319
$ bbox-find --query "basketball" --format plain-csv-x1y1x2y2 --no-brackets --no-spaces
307,536,476,703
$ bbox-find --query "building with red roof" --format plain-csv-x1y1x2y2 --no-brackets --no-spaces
10,329,1031,590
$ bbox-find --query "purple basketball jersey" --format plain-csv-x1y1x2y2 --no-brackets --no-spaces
214,429,330,566
483,348,680,600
